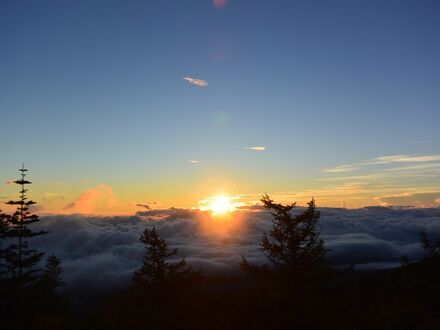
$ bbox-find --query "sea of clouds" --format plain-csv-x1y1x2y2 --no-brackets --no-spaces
29,206,440,293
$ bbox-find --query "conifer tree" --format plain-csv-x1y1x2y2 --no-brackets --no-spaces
0,210,10,277
40,255,64,292
420,231,440,260
4,165,47,286
133,227,196,287
241,194,325,279
0,211,8,238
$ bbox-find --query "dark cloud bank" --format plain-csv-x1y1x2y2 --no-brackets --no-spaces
31,207,440,293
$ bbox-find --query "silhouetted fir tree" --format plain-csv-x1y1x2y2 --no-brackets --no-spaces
3,165,47,286
128,228,201,330
0,166,48,330
0,167,69,330
40,255,64,292
241,194,325,281
419,232,440,260
400,254,410,267
0,211,8,238
133,227,197,288
0,210,10,277
31,255,69,330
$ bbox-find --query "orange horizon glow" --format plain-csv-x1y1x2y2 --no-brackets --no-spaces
2,176,440,217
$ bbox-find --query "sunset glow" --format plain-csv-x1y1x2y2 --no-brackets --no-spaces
198,195,243,216
0,1,438,214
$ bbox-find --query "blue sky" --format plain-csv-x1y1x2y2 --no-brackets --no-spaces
1,0,439,212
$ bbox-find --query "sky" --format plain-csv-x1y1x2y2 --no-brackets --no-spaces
1,0,439,214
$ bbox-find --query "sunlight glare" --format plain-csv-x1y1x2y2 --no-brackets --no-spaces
199,194,242,216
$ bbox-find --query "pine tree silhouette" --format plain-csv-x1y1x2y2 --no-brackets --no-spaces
241,194,325,280
41,255,64,292
4,165,47,286
0,210,10,277
133,227,196,287
420,232,440,260
0,166,48,330
0,211,8,239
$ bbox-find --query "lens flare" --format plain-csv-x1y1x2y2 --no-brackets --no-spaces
213,0,227,9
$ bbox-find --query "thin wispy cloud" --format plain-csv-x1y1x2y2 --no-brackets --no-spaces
318,174,379,182
323,165,359,173
410,140,432,145
380,163,440,173
319,154,440,207
375,192,440,207
324,154,440,174
376,155,440,163
268,183,440,208
188,160,200,164
136,201,160,210
183,77,208,87
245,146,266,151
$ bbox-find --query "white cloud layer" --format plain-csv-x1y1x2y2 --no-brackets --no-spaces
28,206,440,293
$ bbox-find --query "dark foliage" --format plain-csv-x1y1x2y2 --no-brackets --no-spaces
420,231,440,260
2,165,47,286
79,262,440,330
32,255,69,330
241,195,325,287
133,227,200,288
0,166,70,330
85,227,203,330
0,211,9,276
40,255,64,292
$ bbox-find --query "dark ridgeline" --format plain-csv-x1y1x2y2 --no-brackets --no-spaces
0,166,68,330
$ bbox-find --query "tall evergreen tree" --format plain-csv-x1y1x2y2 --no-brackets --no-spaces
1,167,69,330
4,165,47,286
241,194,325,280
40,255,64,292
133,227,196,287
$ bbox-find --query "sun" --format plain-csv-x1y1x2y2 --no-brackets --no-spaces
199,194,241,216
209,195,232,215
